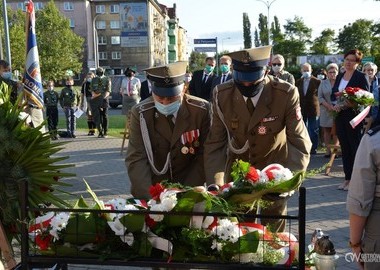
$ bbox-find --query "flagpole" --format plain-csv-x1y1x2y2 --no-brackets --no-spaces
2,0,12,67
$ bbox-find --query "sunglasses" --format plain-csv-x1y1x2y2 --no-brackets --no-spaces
272,63,282,67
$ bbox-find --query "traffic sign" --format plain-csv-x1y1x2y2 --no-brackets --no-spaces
194,38,217,44
362,56,375,63
194,47,217,53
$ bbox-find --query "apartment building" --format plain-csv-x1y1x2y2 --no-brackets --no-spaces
8,0,188,75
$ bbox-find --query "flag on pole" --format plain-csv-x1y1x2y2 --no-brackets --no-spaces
23,0,44,109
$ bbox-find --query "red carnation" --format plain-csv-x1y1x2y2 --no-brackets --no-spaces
145,215,156,229
35,234,52,250
149,183,165,200
245,167,260,183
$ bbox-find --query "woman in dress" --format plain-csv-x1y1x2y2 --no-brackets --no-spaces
318,63,340,158
331,49,369,191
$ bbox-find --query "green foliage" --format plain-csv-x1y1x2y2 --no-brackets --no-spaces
188,51,208,73
5,1,84,81
243,12,252,49
258,13,268,46
310,29,336,55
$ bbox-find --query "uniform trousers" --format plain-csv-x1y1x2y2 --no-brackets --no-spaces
91,96,108,134
46,106,58,134
335,109,362,180
362,198,380,270
63,106,76,136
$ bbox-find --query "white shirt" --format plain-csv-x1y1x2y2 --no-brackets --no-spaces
121,77,141,96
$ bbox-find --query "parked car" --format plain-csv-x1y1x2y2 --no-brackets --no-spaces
108,74,146,109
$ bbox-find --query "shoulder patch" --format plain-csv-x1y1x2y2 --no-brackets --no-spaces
136,100,155,113
185,95,209,110
269,76,293,92
367,125,380,136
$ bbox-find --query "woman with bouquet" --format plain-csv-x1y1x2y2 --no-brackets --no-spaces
331,49,369,191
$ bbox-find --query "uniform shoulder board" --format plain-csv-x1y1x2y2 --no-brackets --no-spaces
367,125,380,136
269,76,293,92
216,80,234,92
136,100,155,113
185,95,209,110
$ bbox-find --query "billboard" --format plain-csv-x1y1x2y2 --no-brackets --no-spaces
120,3,148,47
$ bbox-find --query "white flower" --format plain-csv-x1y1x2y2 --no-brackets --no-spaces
49,212,70,240
211,218,242,243
149,203,165,222
106,198,127,210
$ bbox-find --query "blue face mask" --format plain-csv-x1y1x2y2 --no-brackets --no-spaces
220,64,230,73
155,100,181,116
204,65,214,74
1,71,12,80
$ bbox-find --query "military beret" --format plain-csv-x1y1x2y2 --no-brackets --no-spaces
227,45,272,72
143,61,187,97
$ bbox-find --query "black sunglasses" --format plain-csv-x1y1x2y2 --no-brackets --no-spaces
272,63,282,67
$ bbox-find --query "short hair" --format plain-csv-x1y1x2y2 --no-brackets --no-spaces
326,63,339,72
219,55,232,64
0,59,10,68
362,62,378,73
272,54,285,64
344,49,363,63
317,68,327,76
205,56,215,63
301,62,312,69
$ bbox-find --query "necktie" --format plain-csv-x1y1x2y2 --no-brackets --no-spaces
221,74,226,83
128,80,132,96
202,74,208,84
247,98,255,115
167,115,175,131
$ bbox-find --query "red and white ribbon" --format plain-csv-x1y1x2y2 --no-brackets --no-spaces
349,105,371,128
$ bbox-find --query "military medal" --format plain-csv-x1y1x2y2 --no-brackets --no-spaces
181,146,189,154
258,125,267,135
189,147,195,154
193,140,200,147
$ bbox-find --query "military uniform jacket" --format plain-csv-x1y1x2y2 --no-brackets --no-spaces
126,94,210,199
59,87,80,107
204,76,312,184
43,90,59,107
90,76,111,95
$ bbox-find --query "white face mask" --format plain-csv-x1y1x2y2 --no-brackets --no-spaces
302,71,311,78
317,74,325,80
272,65,281,73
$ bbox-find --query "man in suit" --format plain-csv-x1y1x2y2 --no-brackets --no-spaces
140,73,152,101
188,56,216,101
211,55,233,91
204,46,311,232
126,61,211,199
296,63,321,155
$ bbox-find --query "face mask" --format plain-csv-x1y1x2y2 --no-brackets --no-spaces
220,64,230,73
317,74,325,80
302,71,311,78
235,80,264,98
155,99,181,116
66,83,72,88
96,71,103,77
127,72,133,77
185,76,192,83
87,78,92,83
48,87,54,91
204,65,214,74
1,71,12,80
272,65,281,73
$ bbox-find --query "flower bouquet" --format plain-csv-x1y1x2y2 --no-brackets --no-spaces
219,160,305,211
335,87,375,107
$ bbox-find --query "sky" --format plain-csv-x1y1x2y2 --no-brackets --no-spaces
159,0,380,53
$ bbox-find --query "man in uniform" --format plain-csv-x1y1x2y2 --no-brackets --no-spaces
347,125,380,270
90,67,111,138
204,46,312,232
59,77,80,138
125,61,211,199
43,80,59,140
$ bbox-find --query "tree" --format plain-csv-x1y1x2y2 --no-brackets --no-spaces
188,51,207,73
283,16,312,43
243,13,252,49
6,1,84,81
336,19,373,55
258,13,268,45
310,28,336,55
254,28,260,47
271,16,284,45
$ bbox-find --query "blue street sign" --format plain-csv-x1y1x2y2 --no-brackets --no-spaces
194,38,217,44
194,47,217,53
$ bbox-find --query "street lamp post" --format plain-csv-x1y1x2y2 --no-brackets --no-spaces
256,0,278,45
221,37,231,52
92,13,104,69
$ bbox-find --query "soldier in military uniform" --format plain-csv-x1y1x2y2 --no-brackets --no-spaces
90,67,111,138
43,80,59,140
204,46,312,232
0,59,19,104
125,61,211,199
347,125,380,270
59,77,80,138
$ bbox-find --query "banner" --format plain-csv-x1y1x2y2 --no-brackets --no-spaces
23,0,44,109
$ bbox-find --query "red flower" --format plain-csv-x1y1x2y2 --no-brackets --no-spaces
35,234,52,250
149,183,165,200
145,215,156,229
345,87,360,95
245,167,260,184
